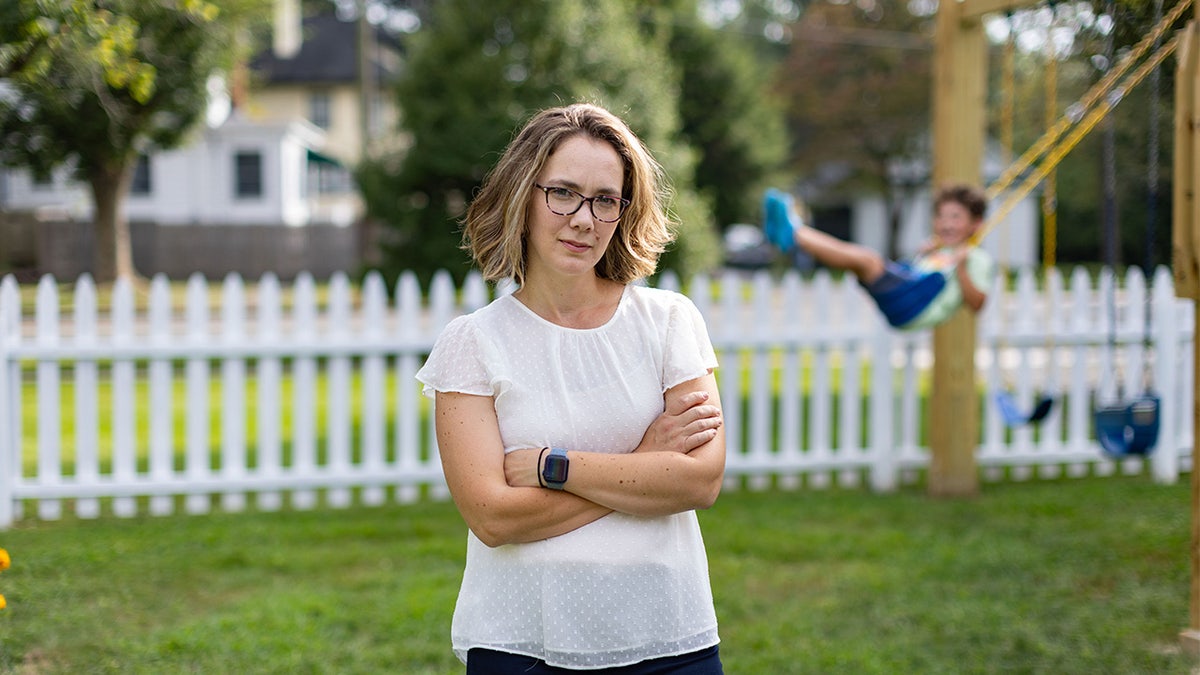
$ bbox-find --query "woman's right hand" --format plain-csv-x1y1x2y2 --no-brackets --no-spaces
635,390,722,455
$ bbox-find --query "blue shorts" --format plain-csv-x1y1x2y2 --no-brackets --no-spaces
860,261,946,328
466,645,723,674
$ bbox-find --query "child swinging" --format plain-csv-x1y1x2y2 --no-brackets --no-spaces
764,183,996,329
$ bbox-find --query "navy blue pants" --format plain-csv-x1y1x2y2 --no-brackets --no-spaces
466,645,723,674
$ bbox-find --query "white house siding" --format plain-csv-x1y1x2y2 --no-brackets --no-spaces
247,86,364,165
0,116,330,228
2,167,91,220
209,118,323,227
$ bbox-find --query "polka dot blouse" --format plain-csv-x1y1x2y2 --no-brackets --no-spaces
417,284,721,669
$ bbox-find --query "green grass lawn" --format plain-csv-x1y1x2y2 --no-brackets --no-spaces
0,475,1193,674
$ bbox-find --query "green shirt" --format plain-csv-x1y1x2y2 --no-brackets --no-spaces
902,246,995,330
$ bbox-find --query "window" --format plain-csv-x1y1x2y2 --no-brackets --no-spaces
307,149,352,195
234,151,263,199
31,172,53,191
309,91,331,129
130,155,151,195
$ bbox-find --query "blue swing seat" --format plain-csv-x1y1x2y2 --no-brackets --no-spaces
1093,393,1160,458
994,390,1055,427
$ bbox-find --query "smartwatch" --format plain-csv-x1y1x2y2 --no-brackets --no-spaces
541,447,569,490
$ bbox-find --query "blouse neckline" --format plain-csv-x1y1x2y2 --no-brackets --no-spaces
505,284,631,333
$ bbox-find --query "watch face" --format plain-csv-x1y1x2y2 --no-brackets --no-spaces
543,455,569,484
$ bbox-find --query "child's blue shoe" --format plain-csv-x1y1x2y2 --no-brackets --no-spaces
763,188,799,253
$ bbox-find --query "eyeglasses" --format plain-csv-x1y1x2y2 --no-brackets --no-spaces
533,184,630,223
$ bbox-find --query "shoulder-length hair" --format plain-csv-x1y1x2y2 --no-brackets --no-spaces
462,103,675,286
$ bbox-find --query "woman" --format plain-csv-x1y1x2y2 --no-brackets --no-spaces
416,103,727,673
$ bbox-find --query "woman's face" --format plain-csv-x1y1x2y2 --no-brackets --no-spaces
525,134,624,283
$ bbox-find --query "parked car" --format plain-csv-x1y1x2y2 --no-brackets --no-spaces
722,223,813,271
722,223,775,269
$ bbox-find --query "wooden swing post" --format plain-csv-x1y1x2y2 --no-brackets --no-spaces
929,0,1034,497
1172,17,1200,657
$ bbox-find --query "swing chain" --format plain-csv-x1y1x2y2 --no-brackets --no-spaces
1140,0,1165,394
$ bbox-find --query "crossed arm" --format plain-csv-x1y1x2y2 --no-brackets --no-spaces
434,372,725,548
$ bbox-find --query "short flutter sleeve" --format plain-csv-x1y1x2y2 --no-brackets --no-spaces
661,295,718,391
416,314,495,398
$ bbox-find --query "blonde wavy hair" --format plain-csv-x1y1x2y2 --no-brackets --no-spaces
462,103,675,286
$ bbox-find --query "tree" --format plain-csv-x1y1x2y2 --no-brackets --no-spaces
778,0,932,258
358,0,722,287
639,0,790,229
991,0,1182,266
0,0,270,283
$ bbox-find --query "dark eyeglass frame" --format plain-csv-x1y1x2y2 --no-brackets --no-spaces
533,183,630,223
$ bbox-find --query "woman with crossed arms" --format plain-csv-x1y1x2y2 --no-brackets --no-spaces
417,103,727,674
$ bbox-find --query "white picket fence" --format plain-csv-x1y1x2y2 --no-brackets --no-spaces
0,265,1192,528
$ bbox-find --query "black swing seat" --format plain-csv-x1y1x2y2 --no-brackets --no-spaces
994,390,1055,426
1093,393,1161,458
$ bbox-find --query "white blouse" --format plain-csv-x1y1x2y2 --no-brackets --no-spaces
416,284,721,669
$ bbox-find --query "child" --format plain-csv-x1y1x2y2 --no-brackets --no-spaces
764,183,995,329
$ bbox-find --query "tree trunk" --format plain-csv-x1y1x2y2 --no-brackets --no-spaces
87,162,137,283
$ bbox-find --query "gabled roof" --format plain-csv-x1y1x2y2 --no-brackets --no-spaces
250,12,403,86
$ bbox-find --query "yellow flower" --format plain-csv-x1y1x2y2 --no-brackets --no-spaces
0,548,8,572
0,593,5,610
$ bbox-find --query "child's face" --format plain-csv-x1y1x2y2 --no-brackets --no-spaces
933,201,979,246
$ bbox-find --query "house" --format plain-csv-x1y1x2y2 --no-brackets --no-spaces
0,0,405,279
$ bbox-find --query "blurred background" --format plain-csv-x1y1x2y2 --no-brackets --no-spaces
0,0,1179,286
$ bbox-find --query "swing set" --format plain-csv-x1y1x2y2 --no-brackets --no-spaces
931,0,1199,652
966,0,1182,452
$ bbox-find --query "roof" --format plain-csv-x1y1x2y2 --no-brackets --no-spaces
250,12,403,86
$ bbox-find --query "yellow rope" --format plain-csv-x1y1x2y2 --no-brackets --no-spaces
976,32,1180,244
1001,25,1015,165
1042,34,1057,270
984,0,1191,203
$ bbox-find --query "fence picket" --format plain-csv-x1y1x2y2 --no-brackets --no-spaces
185,273,212,514
808,272,834,489
220,274,248,513
1067,269,1094,463
748,271,773,490
868,319,896,491
1043,269,1067,467
1010,268,1038,480
291,273,318,510
981,274,1004,468
35,276,61,520
111,277,137,517
327,272,352,509
0,266,1192,528
0,276,18,526
395,271,422,504
74,276,100,519
148,275,174,515
361,271,387,506
778,270,803,489
1153,266,1181,482
256,273,284,511
717,272,745,487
